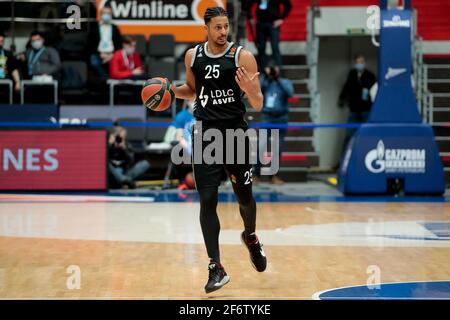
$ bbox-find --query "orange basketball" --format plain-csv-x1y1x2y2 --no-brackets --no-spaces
185,172,196,189
141,77,174,111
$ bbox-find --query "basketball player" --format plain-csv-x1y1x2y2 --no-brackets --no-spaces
171,7,267,293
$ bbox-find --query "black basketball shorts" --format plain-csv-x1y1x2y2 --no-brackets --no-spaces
191,122,255,190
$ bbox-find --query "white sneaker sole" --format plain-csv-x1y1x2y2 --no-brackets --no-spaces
205,275,230,294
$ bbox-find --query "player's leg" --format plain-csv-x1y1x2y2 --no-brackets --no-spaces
197,184,230,293
198,186,221,263
226,163,267,272
229,166,257,238
192,131,230,293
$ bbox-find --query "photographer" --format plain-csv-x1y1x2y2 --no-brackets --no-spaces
108,125,150,189
253,62,294,185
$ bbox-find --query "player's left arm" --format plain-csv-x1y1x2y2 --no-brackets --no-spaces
236,49,263,111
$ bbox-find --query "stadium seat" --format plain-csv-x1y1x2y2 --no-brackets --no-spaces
146,60,176,81
59,32,89,61
146,34,177,80
61,61,88,90
60,61,89,104
145,116,173,143
116,117,146,149
148,34,175,58
128,34,147,56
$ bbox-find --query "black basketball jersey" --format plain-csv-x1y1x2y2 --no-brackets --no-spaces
191,41,246,122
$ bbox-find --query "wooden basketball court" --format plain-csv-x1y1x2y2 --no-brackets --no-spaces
0,187,449,299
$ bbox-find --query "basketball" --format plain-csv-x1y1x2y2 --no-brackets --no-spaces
141,77,175,111
184,172,196,189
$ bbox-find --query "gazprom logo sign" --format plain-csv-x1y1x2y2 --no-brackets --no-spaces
382,15,411,28
365,140,426,174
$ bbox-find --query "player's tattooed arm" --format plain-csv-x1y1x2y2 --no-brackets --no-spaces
236,49,264,111
172,48,196,100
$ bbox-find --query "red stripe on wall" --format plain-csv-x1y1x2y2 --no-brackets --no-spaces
281,154,308,161
247,0,308,41
263,0,450,42
318,0,450,41
423,54,450,59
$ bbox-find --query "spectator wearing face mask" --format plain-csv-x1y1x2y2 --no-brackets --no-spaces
88,5,122,80
337,54,377,161
16,31,61,80
0,32,21,95
109,36,144,80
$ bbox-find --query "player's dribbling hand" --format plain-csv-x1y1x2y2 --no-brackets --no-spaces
235,67,260,94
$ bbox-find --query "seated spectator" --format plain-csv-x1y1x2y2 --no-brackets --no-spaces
174,100,195,156
109,36,145,80
108,125,150,189
88,5,122,81
14,31,61,104
0,32,21,102
173,100,196,189
253,61,294,185
16,31,61,80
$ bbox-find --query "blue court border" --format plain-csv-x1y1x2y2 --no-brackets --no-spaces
313,281,450,300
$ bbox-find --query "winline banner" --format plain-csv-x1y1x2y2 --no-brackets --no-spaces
96,0,226,42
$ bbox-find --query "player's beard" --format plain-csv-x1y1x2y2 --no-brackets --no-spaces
212,34,227,47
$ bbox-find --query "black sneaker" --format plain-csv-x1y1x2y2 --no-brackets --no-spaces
204,262,230,294
241,232,267,272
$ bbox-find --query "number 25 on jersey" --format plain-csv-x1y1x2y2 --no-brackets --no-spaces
205,65,220,79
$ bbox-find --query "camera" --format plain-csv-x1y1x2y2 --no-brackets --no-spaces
265,66,279,81
115,135,123,144
269,67,278,79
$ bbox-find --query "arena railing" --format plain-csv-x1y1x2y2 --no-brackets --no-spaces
423,64,450,125
0,79,13,104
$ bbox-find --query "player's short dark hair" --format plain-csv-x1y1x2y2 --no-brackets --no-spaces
122,35,135,45
204,7,228,25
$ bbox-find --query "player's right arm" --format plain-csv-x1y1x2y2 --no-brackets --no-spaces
172,48,196,100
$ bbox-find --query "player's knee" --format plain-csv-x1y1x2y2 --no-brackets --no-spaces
199,188,218,208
